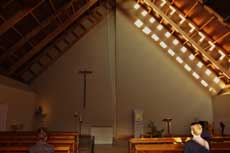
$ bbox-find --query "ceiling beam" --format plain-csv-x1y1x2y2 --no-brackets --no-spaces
0,0,44,34
71,0,76,13
144,0,230,79
184,1,199,18
213,32,230,44
48,0,63,23
199,16,216,30
0,2,72,64
7,0,98,75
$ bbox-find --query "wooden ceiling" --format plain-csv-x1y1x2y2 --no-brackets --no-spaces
0,0,229,84
171,0,230,83
172,0,230,53
0,0,113,83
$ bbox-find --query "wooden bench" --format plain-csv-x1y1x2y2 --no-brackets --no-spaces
0,131,79,153
129,137,189,153
129,136,230,153
135,143,230,153
0,146,71,153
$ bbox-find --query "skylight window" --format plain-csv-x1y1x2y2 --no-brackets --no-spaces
172,39,179,45
168,49,175,56
134,19,143,28
160,41,167,48
151,34,159,41
142,27,151,35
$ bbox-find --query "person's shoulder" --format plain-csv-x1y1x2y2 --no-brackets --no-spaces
45,143,54,149
185,140,194,145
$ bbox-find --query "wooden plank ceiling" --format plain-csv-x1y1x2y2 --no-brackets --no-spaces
172,0,230,83
0,0,114,83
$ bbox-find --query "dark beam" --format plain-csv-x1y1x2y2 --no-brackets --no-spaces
0,0,44,34
48,0,63,23
7,0,98,75
0,2,72,64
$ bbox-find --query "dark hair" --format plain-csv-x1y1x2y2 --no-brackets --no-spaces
37,127,48,133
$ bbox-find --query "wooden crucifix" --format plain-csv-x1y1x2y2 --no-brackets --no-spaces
79,70,92,109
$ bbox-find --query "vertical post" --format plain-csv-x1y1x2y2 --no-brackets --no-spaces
79,70,92,109
163,118,172,136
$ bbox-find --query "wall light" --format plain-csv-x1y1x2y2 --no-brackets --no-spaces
188,23,195,33
151,34,159,41
134,3,140,10
179,14,185,25
189,54,195,60
205,69,212,76
168,49,175,56
142,26,151,35
218,50,225,60
176,56,183,64
213,77,220,83
180,47,187,53
208,41,215,51
201,80,208,87
172,39,179,45
160,41,167,48
165,32,171,38
192,72,200,79
184,64,192,72
198,32,205,42
141,10,148,17
157,24,163,31
149,17,156,23
160,0,166,7
197,61,203,68
169,6,176,16
134,19,143,28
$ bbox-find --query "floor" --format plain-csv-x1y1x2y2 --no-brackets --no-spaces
80,140,128,153
94,140,128,153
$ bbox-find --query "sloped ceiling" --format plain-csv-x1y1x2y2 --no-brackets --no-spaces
0,0,114,83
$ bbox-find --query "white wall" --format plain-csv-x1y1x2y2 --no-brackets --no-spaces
31,9,213,137
0,75,37,130
212,95,230,135
31,13,116,133
115,10,212,137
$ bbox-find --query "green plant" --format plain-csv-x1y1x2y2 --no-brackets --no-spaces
147,121,164,137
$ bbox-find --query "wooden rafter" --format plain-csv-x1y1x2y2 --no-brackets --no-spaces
0,0,45,34
184,1,199,18
71,0,76,13
199,16,216,30
48,0,63,23
12,27,34,47
31,12,42,26
213,32,230,44
145,0,230,79
7,0,98,75
0,2,73,64
1,0,15,8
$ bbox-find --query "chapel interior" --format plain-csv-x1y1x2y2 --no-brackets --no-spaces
0,0,229,152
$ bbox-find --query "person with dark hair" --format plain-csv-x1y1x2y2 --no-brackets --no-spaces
184,123,209,153
198,121,211,143
29,128,54,153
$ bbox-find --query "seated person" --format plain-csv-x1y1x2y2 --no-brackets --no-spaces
198,121,211,142
184,123,209,153
29,128,54,153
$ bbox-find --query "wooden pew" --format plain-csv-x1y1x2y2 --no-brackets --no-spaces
134,143,230,153
129,136,230,153
0,146,71,153
129,137,189,153
135,144,183,153
0,131,79,153
0,140,75,152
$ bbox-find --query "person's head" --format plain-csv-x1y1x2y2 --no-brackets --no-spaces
37,127,48,142
191,123,203,137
